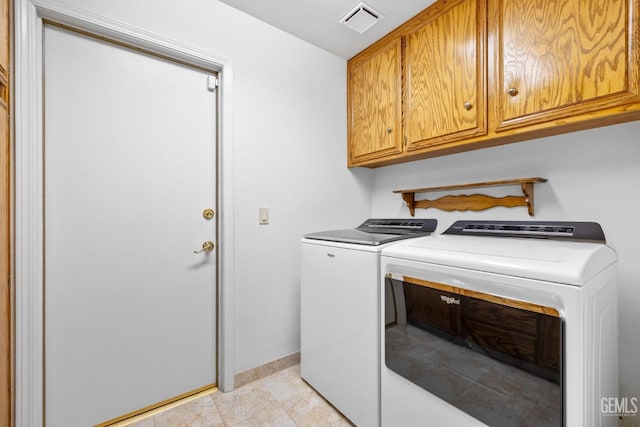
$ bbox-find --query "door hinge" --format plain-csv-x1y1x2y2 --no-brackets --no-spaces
207,75,218,92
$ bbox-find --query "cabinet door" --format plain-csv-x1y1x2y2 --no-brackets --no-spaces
496,0,640,129
347,38,403,166
405,0,486,150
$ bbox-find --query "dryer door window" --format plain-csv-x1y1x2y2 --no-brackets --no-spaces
385,276,563,426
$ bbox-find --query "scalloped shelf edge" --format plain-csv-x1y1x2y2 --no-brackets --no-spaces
393,177,548,216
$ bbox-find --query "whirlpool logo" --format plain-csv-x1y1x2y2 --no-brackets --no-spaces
601,397,638,417
440,295,460,305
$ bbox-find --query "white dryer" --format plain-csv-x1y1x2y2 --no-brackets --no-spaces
301,219,437,427
381,220,618,427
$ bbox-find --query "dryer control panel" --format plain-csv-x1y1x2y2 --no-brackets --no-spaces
444,220,606,243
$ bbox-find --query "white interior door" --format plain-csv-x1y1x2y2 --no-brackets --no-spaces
43,25,218,426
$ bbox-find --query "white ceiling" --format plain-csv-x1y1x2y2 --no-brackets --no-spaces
218,0,436,59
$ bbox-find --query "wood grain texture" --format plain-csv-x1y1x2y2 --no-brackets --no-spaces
413,194,527,212
0,0,9,424
405,0,487,148
393,177,546,194
347,0,640,168
401,276,561,377
347,38,403,165
404,284,461,335
403,276,561,317
465,297,539,335
0,75,6,108
0,0,7,77
464,319,538,363
538,315,561,370
395,177,546,216
497,0,640,128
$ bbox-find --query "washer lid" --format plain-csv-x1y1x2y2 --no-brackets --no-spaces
304,218,437,246
382,222,616,286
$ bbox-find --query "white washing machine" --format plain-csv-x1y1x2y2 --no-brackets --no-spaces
301,219,437,427
381,220,618,427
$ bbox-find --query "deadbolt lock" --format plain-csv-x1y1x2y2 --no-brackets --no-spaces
203,208,215,220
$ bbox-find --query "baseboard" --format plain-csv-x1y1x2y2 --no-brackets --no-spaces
234,351,301,388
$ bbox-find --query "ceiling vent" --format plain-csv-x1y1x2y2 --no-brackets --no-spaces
340,2,383,34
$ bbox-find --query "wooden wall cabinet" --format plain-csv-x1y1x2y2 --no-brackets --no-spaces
347,38,403,166
347,0,640,168
495,0,640,131
347,0,486,166
404,0,486,151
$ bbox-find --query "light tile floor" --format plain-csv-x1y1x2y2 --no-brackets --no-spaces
126,365,354,427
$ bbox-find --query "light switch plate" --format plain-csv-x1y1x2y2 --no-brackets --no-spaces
259,207,269,225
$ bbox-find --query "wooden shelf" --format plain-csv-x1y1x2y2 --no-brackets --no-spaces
393,177,548,216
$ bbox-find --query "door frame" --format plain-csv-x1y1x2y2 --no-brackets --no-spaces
14,0,236,425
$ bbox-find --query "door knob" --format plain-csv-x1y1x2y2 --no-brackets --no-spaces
193,241,215,254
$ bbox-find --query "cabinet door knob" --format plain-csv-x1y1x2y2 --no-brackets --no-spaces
463,102,472,110
386,127,392,134
508,87,519,97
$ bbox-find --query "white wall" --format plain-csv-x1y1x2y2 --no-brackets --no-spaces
46,0,640,414
51,0,372,374
372,120,640,417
